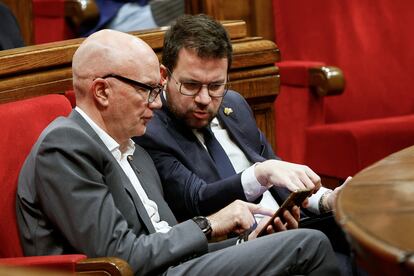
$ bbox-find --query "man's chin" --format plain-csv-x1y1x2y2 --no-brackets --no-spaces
135,126,146,137
186,118,210,129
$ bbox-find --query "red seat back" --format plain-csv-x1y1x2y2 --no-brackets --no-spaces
0,94,72,257
273,0,414,124
33,0,76,44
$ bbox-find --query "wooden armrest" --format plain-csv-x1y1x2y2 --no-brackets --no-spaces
76,257,133,276
64,0,99,29
0,266,73,276
308,66,345,97
407,257,414,273
0,256,132,275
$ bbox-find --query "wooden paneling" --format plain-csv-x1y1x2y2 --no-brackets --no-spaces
0,21,280,148
188,0,275,41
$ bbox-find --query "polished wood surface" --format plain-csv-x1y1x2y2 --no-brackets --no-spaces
308,66,345,97
188,0,275,41
64,0,99,30
0,20,280,148
0,256,132,276
336,145,414,275
77,257,133,275
0,266,72,276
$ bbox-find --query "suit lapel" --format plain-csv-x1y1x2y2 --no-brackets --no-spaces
70,110,156,233
216,105,286,205
217,101,266,163
130,153,177,226
121,174,157,233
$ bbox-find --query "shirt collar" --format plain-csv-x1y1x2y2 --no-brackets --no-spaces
75,106,135,159
192,117,222,145
210,117,221,130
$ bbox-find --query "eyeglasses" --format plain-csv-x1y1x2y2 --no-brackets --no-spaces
101,74,163,103
166,68,229,98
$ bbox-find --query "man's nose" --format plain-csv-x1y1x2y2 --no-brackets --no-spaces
194,85,211,105
148,94,162,110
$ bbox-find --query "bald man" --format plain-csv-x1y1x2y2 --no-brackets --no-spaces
16,30,340,275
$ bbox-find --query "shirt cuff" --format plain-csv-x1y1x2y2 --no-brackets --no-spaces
307,186,330,214
241,163,267,202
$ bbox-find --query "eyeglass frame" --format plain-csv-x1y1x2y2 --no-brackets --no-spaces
165,68,229,98
100,74,163,103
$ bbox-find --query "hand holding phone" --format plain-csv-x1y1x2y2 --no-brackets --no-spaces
257,189,312,237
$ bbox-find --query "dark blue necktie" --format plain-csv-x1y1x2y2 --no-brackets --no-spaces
202,126,236,178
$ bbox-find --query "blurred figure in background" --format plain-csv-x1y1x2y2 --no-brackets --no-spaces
0,2,24,50
81,0,184,36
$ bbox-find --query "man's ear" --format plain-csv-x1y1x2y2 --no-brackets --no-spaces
92,78,110,107
160,64,169,86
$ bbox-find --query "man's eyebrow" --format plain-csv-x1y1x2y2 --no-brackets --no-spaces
180,78,227,83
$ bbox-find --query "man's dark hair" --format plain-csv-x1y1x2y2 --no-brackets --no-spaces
162,14,233,72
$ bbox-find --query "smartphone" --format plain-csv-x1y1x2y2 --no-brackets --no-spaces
257,189,313,237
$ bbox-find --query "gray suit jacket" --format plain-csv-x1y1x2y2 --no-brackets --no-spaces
16,110,216,275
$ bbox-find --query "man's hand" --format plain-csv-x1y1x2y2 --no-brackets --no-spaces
248,206,301,240
207,200,274,238
325,176,352,211
254,160,321,193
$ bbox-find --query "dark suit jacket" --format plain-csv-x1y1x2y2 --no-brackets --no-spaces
134,90,289,221
17,110,234,275
135,91,350,256
0,3,24,50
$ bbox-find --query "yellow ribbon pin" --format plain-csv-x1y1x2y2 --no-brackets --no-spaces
224,107,233,116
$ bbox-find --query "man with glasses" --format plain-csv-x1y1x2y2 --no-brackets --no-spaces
135,14,345,222
134,14,355,273
17,29,340,275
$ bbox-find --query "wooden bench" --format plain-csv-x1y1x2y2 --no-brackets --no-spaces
0,20,280,148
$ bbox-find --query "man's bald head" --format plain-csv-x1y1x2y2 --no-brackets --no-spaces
72,29,159,99
70,29,162,145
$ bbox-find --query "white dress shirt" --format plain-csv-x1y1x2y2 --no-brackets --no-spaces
75,107,171,233
194,118,279,219
195,117,328,215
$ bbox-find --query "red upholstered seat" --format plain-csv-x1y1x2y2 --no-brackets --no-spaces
0,255,86,271
273,0,414,179
274,61,327,164
64,90,77,107
0,94,88,269
306,114,414,178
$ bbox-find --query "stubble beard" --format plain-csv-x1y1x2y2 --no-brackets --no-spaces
167,101,217,129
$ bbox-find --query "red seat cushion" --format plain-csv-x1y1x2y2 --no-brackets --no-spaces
0,255,86,271
0,94,72,257
305,114,414,179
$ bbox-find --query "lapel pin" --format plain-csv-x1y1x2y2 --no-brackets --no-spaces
224,107,233,116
